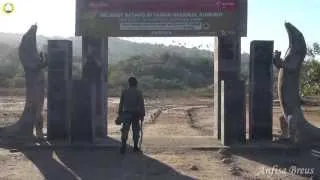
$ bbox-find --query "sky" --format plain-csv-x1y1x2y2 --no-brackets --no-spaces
0,0,319,54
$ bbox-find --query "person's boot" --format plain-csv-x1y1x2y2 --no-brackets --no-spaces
133,141,141,153
120,139,126,154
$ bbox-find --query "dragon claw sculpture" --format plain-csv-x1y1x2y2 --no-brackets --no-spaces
0,24,47,140
273,22,320,145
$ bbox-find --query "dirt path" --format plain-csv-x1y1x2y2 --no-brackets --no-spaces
143,105,208,137
0,97,319,180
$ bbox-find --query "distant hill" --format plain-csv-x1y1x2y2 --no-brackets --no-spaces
0,32,212,63
0,32,250,76
0,43,13,59
0,32,252,91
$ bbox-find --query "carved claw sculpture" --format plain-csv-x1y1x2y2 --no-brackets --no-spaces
0,24,47,139
273,22,320,144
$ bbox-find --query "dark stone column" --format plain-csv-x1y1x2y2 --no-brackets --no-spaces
248,40,274,141
47,40,72,140
70,80,94,143
82,36,107,138
220,80,246,146
213,36,242,140
103,38,108,136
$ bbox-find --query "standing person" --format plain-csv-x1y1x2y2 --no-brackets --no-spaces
118,77,145,154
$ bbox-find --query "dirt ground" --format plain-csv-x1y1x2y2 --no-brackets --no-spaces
0,96,320,180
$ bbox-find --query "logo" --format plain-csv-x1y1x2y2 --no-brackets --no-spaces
202,23,210,30
2,2,15,14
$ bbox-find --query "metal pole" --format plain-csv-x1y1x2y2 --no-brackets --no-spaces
101,37,108,136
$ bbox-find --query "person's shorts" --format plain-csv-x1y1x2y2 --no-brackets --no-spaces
122,112,140,123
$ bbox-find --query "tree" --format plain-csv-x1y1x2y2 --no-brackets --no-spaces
307,42,320,58
106,52,213,90
300,42,320,96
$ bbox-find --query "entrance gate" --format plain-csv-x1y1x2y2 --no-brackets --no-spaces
67,0,249,145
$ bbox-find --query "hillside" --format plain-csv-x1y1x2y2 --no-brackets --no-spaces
0,32,214,64
0,32,251,90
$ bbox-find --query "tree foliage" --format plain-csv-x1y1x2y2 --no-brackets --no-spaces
108,52,213,90
1,38,319,97
300,43,320,96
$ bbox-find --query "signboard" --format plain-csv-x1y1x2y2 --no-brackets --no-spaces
76,0,247,37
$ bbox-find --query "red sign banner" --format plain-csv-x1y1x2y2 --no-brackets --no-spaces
75,0,247,37
87,0,237,12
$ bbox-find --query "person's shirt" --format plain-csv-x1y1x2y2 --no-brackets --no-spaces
118,87,145,117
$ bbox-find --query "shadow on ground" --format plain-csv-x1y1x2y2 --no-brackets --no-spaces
0,137,195,180
230,145,320,179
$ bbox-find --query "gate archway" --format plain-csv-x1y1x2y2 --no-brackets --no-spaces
72,0,248,144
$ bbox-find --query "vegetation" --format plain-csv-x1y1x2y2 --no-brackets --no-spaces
108,52,213,90
0,33,223,94
300,42,320,96
0,32,319,97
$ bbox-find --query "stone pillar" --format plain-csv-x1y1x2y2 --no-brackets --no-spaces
82,36,107,138
47,40,72,140
220,80,246,145
248,40,274,141
213,36,242,140
103,38,108,136
70,80,94,143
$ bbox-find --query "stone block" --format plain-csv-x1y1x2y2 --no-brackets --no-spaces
70,80,94,143
213,36,241,139
221,80,246,146
47,40,72,140
248,40,274,141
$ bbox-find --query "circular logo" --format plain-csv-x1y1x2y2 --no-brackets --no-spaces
2,2,15,14
202,23,210,30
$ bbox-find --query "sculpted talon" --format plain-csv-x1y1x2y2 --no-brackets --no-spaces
277,22,320,145
273,50,284,69
279,115,289,137
0,24,45,139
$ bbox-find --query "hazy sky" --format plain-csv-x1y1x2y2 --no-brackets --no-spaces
0,0,319,53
